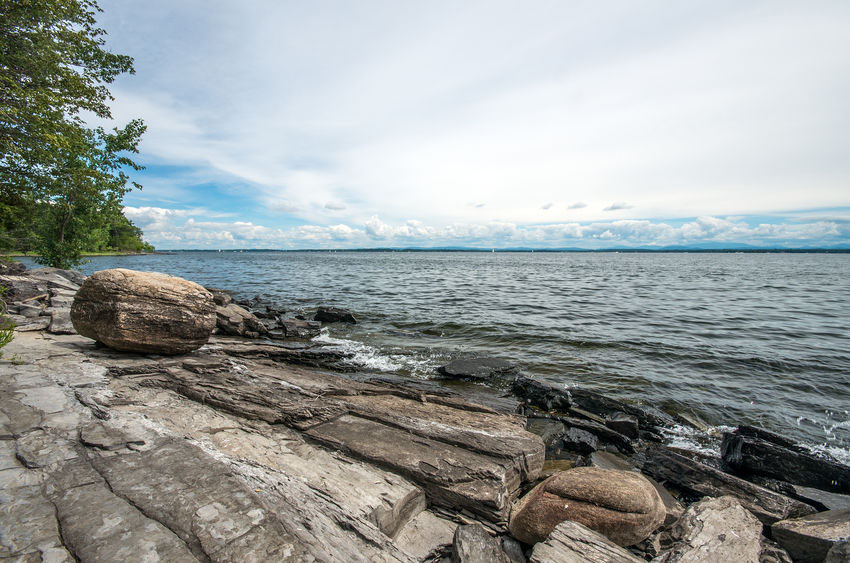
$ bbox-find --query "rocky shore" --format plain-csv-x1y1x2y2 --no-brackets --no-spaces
1,264,848,562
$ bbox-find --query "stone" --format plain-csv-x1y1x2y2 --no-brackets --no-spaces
529,520,644,563
0,275,48,301
17,302,43,318
451,524,507,563
791,485,850,512
8,315,50,331
279,318,322,339
215,302,267,338
438,357,519,380
605,412,639,440
314,306,357,323
501,536,527,563
526,418,566,453
26,267,85,287
0,260,26,275
722,425,850,494
588,451,636,472
47,308,74,335
394,511,457,561
509,467,665,546
639,445,816,524
206,287,233,306
561,427,598,454
826,541,850,562
772,509,850,563
70,268,216,354
654,496,764,563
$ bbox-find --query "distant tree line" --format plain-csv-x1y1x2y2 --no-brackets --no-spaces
0,0,150,268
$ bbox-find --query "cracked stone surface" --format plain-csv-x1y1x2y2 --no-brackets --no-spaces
0,329,543,561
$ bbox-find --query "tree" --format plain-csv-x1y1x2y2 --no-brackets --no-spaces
0,0,146,268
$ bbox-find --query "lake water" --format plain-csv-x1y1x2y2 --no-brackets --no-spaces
24,251,850,462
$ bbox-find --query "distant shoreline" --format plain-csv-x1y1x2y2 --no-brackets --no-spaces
2,251,164,258
124,248,850,254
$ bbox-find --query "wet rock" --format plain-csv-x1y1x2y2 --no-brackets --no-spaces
512,376,672,432
529,520,644,563
526,418,566,453
722,425,850,495
605,412,639,440
771,509,850,563
654,496,763,563
71,268,216,354
451,524,508,563
561,427,598,454
509,467,665,546
279,318,322,339
439,357,519,380
314,306,357,324
639,445,816,524
215,302,267,338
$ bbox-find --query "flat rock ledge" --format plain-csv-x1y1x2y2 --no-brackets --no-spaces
0,330,544,562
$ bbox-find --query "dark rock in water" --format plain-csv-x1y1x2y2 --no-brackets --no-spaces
639,445,816,525
314,306,357,324
529,520,644,562
605,412,639,440
439,358,518,380
279,318,322,339
206,287,233,307
513,376,572,412
560,416,634,454
562,427,598,454
451,524,507,563
512,376,673,433
772,509,850,563
721,425,850,495
215,303,267,338
70,268,216,355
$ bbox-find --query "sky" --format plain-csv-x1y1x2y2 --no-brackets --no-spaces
97,0,850,249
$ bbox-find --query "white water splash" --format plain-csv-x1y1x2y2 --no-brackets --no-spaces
312,329,403,372
660,424,736,458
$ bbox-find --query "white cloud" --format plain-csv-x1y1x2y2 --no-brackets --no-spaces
603,202,634,212
100,0,850,232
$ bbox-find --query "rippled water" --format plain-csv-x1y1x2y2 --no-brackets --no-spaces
25,251,850,460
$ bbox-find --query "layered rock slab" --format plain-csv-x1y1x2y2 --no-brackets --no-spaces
529,520,644,563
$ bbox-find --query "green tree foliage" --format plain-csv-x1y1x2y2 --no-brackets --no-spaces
0,0,149,268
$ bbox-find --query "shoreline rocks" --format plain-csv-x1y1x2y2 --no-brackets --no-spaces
439,357,519,380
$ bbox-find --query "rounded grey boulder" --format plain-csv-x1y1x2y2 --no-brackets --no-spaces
71,268,216,354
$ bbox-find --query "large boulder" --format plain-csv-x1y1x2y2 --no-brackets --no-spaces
71,269,216,354
508,467,665,546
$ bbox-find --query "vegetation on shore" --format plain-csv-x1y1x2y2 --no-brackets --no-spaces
0,0,151,269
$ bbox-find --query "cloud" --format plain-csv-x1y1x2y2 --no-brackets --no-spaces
102,0,850,230
324,202,347,210
541,203,553,210
603,202,633,211
568,202,588,209
128,206,850,249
